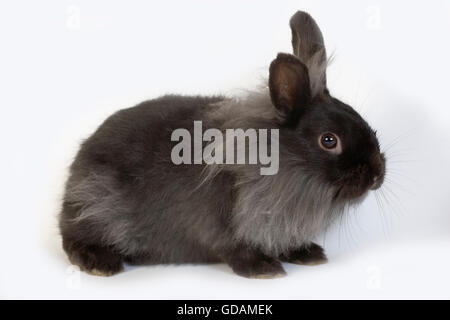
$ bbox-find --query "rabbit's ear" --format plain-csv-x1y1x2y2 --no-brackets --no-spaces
269,53,311,118
289,11,327,96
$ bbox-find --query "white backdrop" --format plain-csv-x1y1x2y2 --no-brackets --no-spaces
1,0,450,299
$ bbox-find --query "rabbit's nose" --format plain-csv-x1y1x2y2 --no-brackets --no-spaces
370,175,382,190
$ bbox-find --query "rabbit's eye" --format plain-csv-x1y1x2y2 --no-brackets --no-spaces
321,134,337,149
319,133,342,154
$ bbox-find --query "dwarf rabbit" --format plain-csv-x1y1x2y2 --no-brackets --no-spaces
59,11,385,278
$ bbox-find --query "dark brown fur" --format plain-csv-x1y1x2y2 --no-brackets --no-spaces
59,12,385,278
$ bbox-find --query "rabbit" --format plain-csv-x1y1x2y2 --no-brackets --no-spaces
59,11,386,278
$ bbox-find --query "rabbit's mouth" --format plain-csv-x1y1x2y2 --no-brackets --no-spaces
333,181,370,202
333,153,385,202
333,186,343,201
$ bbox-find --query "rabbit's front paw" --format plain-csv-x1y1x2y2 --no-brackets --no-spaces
224,246,286,279
280,242,328,266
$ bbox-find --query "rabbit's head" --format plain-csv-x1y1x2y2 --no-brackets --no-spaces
269,11,385,201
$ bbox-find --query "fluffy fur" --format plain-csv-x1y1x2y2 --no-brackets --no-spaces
59,11,385,278
202,94,346,256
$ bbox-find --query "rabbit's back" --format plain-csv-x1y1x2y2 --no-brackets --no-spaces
60,95,235,263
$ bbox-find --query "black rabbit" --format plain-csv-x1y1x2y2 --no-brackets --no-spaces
59,11,385,278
